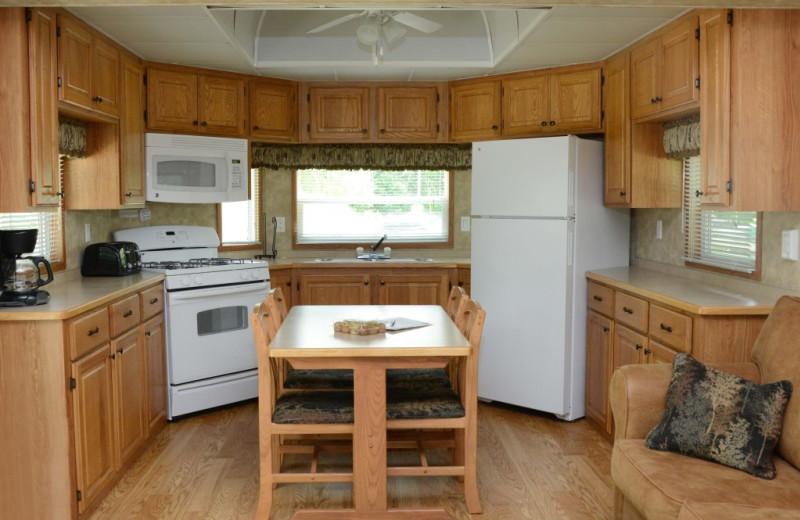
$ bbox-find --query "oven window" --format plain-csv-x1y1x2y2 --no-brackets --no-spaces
196,306,248,336
157,160,217,188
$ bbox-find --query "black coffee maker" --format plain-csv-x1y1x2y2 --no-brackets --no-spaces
0,229,54,306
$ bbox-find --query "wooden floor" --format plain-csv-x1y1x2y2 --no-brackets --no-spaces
88,401,613,520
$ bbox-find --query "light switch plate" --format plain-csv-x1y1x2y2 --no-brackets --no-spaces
461,216,470,232
84,223,91,243
781,229,799,261
275,217,286,233
656,219,663,240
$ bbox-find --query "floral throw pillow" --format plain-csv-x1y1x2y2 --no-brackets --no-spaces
646,353,793,479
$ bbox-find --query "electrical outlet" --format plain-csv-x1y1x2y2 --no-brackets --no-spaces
656,219,663,240
275,217,286,233
461,216,470,232
84,223,91,243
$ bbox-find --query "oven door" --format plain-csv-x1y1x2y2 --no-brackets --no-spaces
165,281,268,385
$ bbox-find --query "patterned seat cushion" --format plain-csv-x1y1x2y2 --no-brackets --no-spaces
386,368,452,390
272,391,354,424
283,369,354,389
386,386,465,420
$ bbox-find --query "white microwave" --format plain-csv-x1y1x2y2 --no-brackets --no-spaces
145,133,249,203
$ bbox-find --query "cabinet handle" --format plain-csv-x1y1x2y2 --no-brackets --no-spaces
603,326,609,333
363,280,369,285
622,306,633,314
644,348,652,355
253,125,260,131
655,96,662,103
57,191,65,198
125,192,133,198
695,190,704,197
635,344,643,351
123,310,134,318
110,353,116,360
491,125,498,131
549,120,556,126
593,295,603,302
201,121,207,127
145,330,152,337
117,347,124,355
541,121,547,127
650,97,657,104
92,96,103,103
149,297,159,304
379,129,385,134
362,128,368,134
192,120,198,126
660,323,673,333
620,190,626,196
87,326,100,336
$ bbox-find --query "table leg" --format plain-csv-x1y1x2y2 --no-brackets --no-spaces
353,364,387,511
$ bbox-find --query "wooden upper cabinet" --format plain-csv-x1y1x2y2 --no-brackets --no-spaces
549,67,602,132
376,86,441,141
198,74,245,135
57,14,120,118
27,7,60,208
631,14,699,121
249,78,298,142
146,68,198,132
120,54,145,207
307,86,371,142
603,52,631,206
502,74,549,136
449,79,501,142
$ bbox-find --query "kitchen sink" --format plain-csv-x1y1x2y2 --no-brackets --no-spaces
312,257,435,263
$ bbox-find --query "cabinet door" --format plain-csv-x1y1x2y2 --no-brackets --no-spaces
198,74,245,136
249,79,297,141
297,273,371,305
502,75,549,136
111,328,145,469
146,68,198,132
614,325,646,369
549,68,602,132
92,37,121,117
307,86,370,141
375,272,450,307
57,15,92,110
604,53,631,205
699,10,731,206
269,271,294,310
143,315,166,435
28,7,60,207
586,311,613,433
456,267,470,297
646,340,678,365
72,345,115,514
120,55,145,206
449,80,501,142
630,38,659,120
376,86,440,141
660,16,699,112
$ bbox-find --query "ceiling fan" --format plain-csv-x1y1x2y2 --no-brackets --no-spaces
306,10,443,47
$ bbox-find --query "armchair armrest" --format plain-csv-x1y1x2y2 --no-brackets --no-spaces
610,363,672,441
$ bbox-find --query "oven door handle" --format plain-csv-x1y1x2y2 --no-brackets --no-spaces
167,282,269,302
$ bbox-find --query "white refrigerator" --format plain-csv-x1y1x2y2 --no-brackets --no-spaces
471,135,629,420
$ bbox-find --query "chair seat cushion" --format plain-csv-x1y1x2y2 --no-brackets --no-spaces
386,386,465,420
612,439,800,519
386,368,452,389
283,369,354,390
272,391,354,424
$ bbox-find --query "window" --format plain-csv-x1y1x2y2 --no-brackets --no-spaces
682,156,760,277
294,169,452,247
0,156,66,271
219,168,262,250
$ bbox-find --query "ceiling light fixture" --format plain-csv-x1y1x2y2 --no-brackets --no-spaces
356,19,381,45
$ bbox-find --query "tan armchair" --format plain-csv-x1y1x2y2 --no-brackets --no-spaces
609,296,800,520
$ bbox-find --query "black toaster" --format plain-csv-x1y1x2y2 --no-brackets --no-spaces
81,242,142,277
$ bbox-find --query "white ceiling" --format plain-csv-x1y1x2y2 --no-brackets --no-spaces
69,5,686,81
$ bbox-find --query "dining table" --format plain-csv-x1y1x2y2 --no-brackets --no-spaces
266,304,473,520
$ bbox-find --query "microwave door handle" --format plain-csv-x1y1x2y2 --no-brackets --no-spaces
168,282,269,302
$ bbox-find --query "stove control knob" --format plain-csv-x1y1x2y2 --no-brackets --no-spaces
193,275,202,285
251,269,262,279
181,276,191,287
240,271,249,280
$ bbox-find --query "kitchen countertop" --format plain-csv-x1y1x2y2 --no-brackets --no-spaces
0,272,165,321
586,266,792,315
267,257,470,270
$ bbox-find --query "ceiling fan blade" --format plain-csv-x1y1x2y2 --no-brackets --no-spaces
391,12,443,34
306,11,366,34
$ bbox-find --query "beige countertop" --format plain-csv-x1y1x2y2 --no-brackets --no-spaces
267,257,470,270
586,266,792,315
0,272,165,321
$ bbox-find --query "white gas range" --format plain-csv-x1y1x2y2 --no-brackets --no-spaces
113,225,269,419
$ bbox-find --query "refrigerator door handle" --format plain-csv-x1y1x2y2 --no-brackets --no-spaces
567,222,574,267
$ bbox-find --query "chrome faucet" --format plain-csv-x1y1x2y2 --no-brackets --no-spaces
370,234,386,253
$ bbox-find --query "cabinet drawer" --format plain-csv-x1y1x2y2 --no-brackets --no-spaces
140,285,164,321
110,294,141,337
649,304,692,353
69,307,110,360
587,282,614,316
614,293,648,332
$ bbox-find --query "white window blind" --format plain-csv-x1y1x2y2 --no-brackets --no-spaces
295,169,449,245
220,168,261,245
682,156,758,273
0,157,64,265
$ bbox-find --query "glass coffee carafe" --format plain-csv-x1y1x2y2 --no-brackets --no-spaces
4,255,53,293
0,229,53,306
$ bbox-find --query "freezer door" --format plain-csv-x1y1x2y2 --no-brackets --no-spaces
471,218,572,415
472,136,573,218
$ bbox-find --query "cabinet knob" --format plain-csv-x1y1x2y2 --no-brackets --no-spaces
149,297,159,304
123,310,134,318
364,280,369,285
549,121,556,126
660,323,673,333
650,97,657,104
92,96,103,103
145,330,152,337
644,348,652,355
620,190,626,196
117,347,124,355
57,191,65,198
593,295,603,302
110,353,116,360
379,129,385,134
541,121,547,127
458,281,464,286
125,192,133,198
655,96,662,103
491,125,498,131
622,306,633,314
603,326,609,333
192,120,198,126
635,344,643,351
253,125,260,131
286,281,291,287
201,121,207,127
87,326,100,336
380,280,385,285
695,190,704,197
362,128,368,134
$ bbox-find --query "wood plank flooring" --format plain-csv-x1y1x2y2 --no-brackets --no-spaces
87,401,613,520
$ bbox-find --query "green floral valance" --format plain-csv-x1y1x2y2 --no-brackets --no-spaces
662,114,700,160
58,117,87,158
251,143,471,170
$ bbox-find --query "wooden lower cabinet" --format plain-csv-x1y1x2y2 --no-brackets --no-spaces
647,340,678,364
614,325,647,369
376,272,450,306
585,311,613,433
111,328,146,470
143,315,167,435
296,272,372,305
268,269,294,310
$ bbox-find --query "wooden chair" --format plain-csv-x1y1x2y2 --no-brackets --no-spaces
385,299,486,514
250,299,354,518
445,285,468,322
